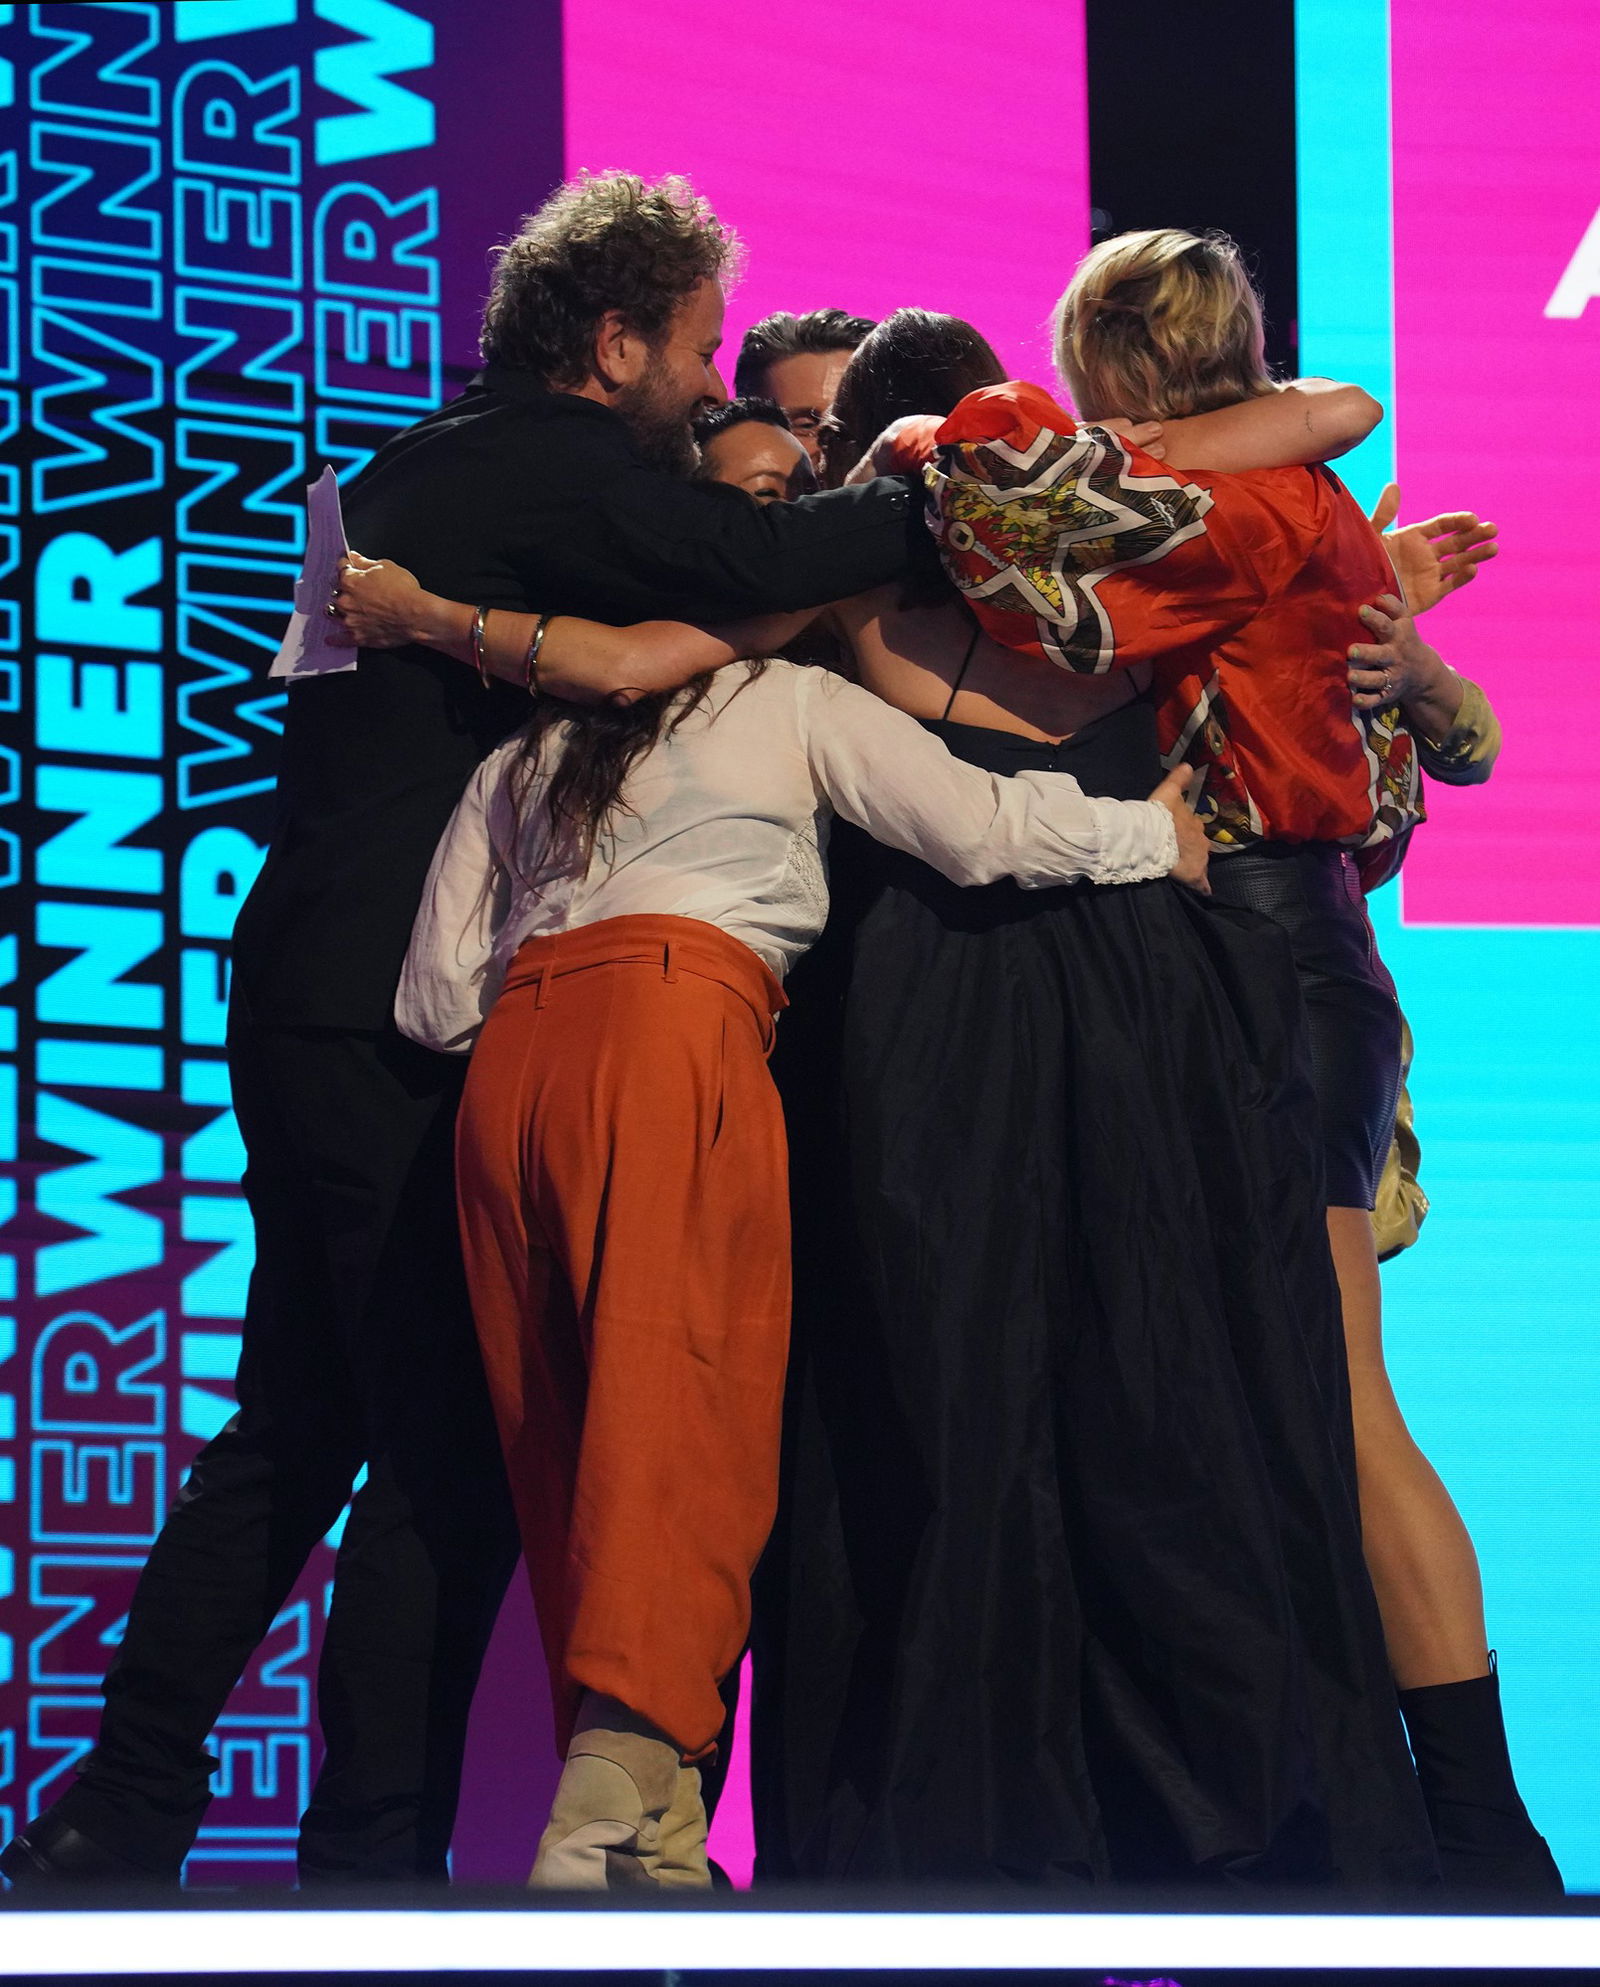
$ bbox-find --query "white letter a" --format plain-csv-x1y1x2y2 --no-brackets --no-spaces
1546,203,1600,319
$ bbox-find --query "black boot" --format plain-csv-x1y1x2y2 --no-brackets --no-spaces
0,1807,180,1889
1398,1661,1564,1897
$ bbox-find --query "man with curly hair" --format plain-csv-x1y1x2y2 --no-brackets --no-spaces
3,171,933,1892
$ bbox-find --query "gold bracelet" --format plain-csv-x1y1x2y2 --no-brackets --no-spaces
468,606,491,687
523,613,551,696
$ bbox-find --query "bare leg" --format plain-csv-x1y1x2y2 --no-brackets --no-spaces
1327,1205,1560,1890
1326,1205,1490,1688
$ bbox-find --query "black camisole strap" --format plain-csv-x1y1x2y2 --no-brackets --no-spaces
940,622,982,722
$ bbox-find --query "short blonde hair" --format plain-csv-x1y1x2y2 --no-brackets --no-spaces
1052,228,1274,422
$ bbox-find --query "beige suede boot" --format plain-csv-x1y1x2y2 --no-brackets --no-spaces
645,1767,712,1890
528,1725,681,1891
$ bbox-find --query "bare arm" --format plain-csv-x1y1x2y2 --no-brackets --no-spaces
332,554,820,703
1157,380,1383,472
866,383,1378,479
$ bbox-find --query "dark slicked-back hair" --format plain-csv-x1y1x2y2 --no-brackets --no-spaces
481,171,739,389
691,396,792,446
734,307,877,398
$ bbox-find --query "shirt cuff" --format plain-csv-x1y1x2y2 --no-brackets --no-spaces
1082,795,1179,885
1416,677,1498,784
1419,732,1478,774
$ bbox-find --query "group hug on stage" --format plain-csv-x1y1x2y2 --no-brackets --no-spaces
3,172,1560,1898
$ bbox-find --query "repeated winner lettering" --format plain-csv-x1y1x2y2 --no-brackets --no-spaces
0,0,441,1877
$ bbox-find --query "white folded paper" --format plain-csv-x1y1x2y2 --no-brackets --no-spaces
269,465,357,679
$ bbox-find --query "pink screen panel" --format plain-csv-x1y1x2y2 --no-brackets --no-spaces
563,0,1090,384
1391,0,1600,926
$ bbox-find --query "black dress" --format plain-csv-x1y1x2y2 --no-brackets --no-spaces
752,699,1436,1891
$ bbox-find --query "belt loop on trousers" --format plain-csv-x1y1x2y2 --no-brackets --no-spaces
662,939,677,984
534,964,552,1008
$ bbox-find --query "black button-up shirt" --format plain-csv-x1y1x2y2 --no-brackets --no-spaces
233,370,932,1030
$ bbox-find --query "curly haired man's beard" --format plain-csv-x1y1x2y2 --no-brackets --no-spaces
615,353,701,477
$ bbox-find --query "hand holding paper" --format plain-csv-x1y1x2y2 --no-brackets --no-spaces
269,465,357,680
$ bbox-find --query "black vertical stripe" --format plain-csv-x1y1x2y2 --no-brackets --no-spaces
1085,0,1300,378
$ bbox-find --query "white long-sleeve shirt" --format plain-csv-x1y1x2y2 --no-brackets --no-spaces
396,660,1177,1053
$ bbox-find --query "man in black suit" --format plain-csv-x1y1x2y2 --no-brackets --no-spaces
3,170,931,1887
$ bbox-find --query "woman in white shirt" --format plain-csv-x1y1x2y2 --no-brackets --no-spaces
394,637,1202,1890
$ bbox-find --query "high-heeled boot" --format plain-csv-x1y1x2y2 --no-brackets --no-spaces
528,1726,680,1891
1398,1661,1564,1895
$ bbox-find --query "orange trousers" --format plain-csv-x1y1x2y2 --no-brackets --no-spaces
455,915,790,1759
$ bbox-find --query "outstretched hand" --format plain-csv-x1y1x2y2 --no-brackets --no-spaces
1148,762,1210,893
1369,483,1498,613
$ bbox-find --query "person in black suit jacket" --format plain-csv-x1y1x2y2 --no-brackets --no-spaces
2,170,932,1889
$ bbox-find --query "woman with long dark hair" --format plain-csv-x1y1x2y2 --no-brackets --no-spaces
915,234,1557,1893
388,611,1204,1890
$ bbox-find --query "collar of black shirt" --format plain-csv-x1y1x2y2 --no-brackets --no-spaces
475,364,621,425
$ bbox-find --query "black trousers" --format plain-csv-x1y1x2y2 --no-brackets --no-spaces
54,1015,520,1881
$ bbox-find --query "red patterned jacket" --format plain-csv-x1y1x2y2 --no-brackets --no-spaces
928,380,1422,852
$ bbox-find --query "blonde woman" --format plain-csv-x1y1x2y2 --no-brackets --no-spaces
923,228,1555,1894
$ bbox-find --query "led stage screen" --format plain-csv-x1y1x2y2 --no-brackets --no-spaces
18,0,1588,1907
1298,0,1600,1890
0,0,563,1884
562,0,1090,383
